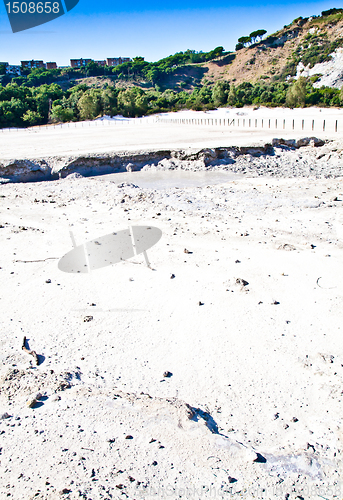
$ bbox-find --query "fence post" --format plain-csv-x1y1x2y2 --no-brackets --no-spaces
292,119,294,130
302,119,304,131
323,120,325,132
335,120,337,132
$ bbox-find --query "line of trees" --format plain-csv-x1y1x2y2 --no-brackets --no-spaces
0,77,342,128
3,47,227,89
235,30,267,50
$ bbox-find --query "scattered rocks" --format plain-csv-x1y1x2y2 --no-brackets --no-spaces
278,243,296,251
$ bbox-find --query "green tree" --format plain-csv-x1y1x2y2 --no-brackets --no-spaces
50,105,74,122
212,81,230,107
22,110,43,126
77,90,101,119
227,84,237,106
238,36,252,47
249,29,267,43
339,86,343,104
101,87,118,116
286,77,307,107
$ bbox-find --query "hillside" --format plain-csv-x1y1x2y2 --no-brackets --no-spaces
67,9,343,91
202,10,343,87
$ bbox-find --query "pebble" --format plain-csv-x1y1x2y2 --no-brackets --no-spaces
163,371,172,378
83,316,93,322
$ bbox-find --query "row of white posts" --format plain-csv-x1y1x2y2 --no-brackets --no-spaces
157,116,340,134
1,115,340,133
0,117,152,133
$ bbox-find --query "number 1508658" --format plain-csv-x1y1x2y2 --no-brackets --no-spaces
5,2,60,14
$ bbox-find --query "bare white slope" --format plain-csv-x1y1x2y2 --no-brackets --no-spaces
296,47,343,88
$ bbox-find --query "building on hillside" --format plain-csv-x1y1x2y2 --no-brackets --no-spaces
0,63,22,75
106,57,131,67
70,58,93,68
95,60,106,67
7,65,21,75
46,62,57,69
21,60,45,70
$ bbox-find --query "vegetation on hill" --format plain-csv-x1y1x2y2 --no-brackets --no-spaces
1,78,342,127
0,8,343,128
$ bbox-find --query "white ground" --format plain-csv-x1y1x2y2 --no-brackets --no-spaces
0,109,343,500
0,107,342,160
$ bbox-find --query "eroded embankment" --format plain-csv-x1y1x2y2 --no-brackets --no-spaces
0,137,342,182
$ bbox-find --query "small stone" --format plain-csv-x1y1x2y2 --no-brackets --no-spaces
170,274,175,279
292,417,299,423
60,488,72,495
125,435,133,439
235,260,241,263
163,371,172,378
272,300,280,305
0,412,10,420
278,243,296,251
45,279,51,283
83,316,93,322
198,301,204,306
152,461,158,466
236,278,249,286
184,248,192,254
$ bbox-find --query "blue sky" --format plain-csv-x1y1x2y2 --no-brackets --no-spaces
0,0,342,65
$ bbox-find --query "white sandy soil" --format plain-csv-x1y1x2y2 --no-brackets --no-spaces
0,109,343,500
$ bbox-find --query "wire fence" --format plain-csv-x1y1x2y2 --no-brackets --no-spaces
157,116,341,134
1,114,341,134
0,116,156,133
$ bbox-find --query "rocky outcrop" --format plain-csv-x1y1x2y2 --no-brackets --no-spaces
0,138,338,183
